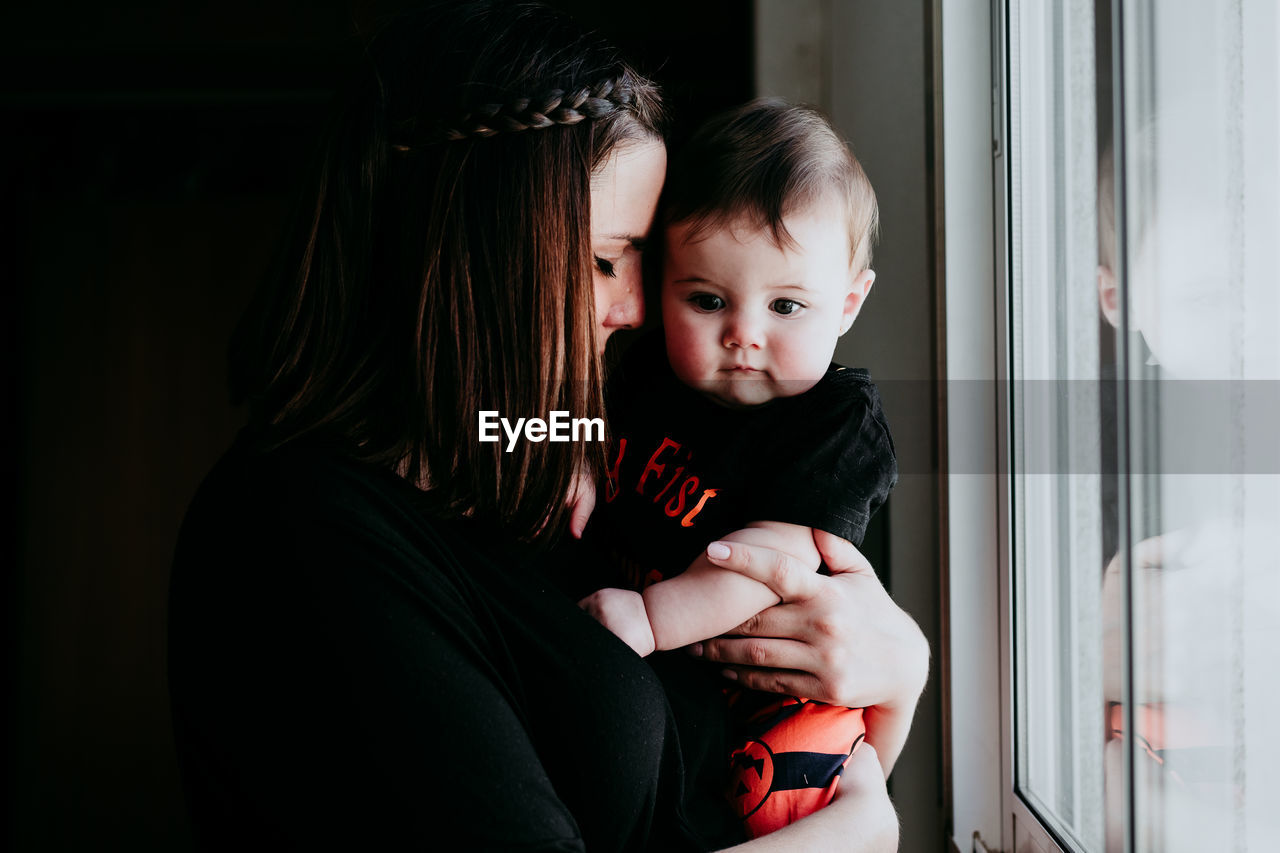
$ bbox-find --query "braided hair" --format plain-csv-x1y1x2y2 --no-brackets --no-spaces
425,78,637,142
231,1,665,543
388,75,655,149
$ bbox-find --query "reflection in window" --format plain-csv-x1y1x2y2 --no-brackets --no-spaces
1115,1,1279,850
1006,0,1279,850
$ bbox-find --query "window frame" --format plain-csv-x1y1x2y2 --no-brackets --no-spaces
939,0,1009,848
942,1,1095,850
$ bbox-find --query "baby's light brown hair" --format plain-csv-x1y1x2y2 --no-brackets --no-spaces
662,97,879,271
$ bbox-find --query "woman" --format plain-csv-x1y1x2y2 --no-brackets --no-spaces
168,2,925,849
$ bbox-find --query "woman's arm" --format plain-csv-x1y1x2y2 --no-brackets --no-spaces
719,743,899,852
692,530,929,775
170,458,593,849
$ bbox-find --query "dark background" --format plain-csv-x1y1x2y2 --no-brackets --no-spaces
6,2,754,848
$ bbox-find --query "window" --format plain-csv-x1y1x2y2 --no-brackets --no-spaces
1007,1,1105,847
946,1,1279,850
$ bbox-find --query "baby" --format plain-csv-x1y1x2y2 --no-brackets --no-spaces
578,98,897,838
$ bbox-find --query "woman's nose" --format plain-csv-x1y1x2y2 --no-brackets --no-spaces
596,269,645,346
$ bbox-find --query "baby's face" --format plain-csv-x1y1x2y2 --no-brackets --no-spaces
661,200,870,408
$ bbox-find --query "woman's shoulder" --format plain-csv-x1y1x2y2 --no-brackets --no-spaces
174,431,490,608
194,432,391,507
187,431,445,541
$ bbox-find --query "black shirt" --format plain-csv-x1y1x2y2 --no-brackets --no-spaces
167,434,713,851
589,331,898,588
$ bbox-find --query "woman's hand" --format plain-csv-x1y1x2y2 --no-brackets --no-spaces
694,529,928,774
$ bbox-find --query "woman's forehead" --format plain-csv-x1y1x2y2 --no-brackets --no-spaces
591,141,667,242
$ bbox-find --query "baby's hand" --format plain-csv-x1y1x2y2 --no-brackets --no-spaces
567,471,596,539
578,588,656,657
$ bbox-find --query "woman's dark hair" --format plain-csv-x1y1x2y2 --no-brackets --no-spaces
663,97,878,270
230,1,664,542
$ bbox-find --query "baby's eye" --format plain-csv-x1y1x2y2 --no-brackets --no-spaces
689,293,725,312
594,256,617,278
771,298,804,315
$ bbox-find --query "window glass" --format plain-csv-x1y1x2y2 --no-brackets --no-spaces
1118,1,1280,850
1006,1,1105,849
1007,0,1280,850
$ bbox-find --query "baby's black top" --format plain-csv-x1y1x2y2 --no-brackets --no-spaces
590,331,898,588
167,433,719,851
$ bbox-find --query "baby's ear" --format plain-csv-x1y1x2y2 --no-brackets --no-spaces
1097,265,1120,328
840,269,877,335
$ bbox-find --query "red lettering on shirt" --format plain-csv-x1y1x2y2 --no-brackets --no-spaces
664,475,700,518
681,489,719,527
637,438,681,496
604,439,627,503
611,434,722,529
653,465,685,504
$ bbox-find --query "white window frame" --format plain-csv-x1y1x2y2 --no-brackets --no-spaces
941,1,1066,851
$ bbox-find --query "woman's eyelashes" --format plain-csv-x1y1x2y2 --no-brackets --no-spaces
595,240,649,280
594,256,617,278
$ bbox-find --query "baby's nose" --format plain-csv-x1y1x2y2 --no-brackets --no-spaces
722,311,764,349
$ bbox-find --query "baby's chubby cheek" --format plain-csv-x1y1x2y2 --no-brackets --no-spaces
661,324,712,380
669,352,710,388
